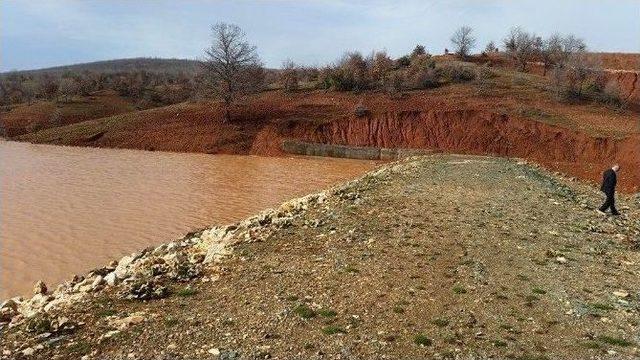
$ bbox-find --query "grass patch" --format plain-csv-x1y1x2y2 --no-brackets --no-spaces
164,317,179,327
589,303,614,311
318,309,337,318
67,340,91,355
322,325,345,335
285,295,299,301
531,288,547,295
344,265,360,273
597,336,633,347
294,304,316,319
581,341,602,349
453,286,467,294
97,309,116,317
431,318,449,327
413,334,433,346
176,287,197,297
393,306,405,314
493,339,508,347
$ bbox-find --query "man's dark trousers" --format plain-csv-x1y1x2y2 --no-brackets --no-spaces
599,168,619,215
599,191,618,214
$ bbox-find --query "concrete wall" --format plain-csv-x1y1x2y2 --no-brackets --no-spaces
282,140,435,160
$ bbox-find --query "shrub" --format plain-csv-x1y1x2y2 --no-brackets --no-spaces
474,65,495,95
413,334,433,346
396,55,411,68
441,64,476,83
293,304,316,319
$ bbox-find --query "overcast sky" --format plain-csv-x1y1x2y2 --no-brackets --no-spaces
2,0,639,71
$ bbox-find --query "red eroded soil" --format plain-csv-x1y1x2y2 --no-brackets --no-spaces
22,91,640,193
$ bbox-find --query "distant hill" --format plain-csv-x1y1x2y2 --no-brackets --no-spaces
3,58,202,76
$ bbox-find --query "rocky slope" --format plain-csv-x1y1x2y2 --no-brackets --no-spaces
1,154,639,359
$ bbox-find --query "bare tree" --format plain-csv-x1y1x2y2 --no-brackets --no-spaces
451,26,476,58
540,33,586,75
58,78,79,102
503,27,538,72
484,41,498,53
280,59,299,92
202,23,263,122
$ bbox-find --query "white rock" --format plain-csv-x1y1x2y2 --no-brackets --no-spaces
613,290,629,298
555,256,567,264
22,347,35,356
208,348,220,355
115,255,135,279
111,314,146,330
91,275,104,290
104,272,118,286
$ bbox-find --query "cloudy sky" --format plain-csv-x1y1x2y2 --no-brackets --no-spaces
2,0,639,71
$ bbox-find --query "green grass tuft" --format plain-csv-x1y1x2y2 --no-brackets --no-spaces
294,304,316,319
322,325,345,335
453,286,467,294
176,287,197,297
597,336,633,347
318,309,337,318
431,318,449,327
413,334,433,346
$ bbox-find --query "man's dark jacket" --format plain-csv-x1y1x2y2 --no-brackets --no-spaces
601,169,617,194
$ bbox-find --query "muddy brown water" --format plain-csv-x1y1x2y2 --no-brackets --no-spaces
0,141,378,299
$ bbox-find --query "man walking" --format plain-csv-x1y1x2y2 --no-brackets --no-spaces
599,164,620,215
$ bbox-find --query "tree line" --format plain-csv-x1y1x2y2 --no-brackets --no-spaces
1,24,625,119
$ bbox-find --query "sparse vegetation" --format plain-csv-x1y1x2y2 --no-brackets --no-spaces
413,334,433,346
322,325,345,335
293,304,316,319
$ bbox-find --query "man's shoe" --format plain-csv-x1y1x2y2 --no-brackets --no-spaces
612,212,621,216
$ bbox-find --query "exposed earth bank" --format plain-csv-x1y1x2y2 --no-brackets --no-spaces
1,154,639,359
17,90,640,192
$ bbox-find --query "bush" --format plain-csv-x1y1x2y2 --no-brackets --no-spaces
441,64,476,83
396,55,411,68
384,71,404,97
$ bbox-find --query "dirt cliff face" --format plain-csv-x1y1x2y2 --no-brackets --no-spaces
253,109,639,192
607,71,640,104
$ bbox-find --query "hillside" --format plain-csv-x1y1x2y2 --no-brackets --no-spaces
0,91,138,137
2,58,201,77
1,155,639,359
16,63,640,192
